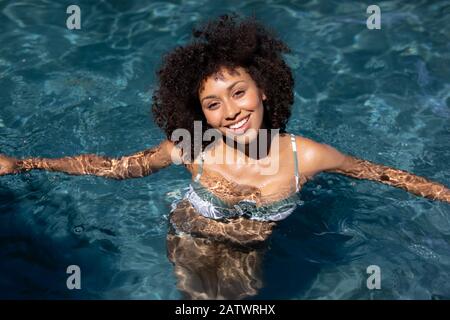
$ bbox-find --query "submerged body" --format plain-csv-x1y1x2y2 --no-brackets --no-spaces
1,132,449,299
166,131,450,299
2,128,450,296
166,134,300,299
2,132,449,298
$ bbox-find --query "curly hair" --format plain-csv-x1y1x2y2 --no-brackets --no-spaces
151,14,294,160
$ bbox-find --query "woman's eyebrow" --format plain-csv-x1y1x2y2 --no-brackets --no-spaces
201,81,245,102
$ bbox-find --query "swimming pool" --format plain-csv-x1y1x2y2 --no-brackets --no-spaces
0,0,449,299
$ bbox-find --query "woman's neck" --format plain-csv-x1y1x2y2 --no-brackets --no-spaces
220,128,275,161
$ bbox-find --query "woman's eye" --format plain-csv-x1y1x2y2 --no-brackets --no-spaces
234,90,245,97
208,103,219,109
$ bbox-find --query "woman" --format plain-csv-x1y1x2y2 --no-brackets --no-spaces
0,15,449,299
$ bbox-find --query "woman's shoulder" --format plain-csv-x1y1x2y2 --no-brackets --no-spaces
287,133,347,177
283,133,320,157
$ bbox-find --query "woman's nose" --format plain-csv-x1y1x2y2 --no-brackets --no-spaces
224,102,240,120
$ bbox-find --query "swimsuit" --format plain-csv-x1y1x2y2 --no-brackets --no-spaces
172,134,304,222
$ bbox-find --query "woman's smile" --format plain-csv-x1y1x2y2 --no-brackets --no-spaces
225,114,251,135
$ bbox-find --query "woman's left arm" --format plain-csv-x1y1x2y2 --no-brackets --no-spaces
298,137,450,203
330,155,450,203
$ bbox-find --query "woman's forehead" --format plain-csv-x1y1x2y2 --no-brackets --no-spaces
199,67,251,93
211,67,242,80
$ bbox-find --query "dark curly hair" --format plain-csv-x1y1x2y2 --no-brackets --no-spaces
151,14,294,160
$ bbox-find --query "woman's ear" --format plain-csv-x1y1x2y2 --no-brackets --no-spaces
262,93,267,101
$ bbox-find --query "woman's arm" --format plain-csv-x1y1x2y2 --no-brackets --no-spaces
0,140,179,180
297,137,450,203
330,156,450,202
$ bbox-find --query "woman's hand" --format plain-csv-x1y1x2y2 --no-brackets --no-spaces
0,154,21,175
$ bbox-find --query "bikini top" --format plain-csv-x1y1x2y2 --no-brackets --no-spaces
176,134,304,222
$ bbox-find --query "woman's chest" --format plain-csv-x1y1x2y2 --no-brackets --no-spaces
191,158,305,205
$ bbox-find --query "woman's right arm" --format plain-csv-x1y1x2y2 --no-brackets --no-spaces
0,140,180,180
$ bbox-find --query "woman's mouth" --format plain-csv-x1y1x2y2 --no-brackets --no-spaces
225,115,251,135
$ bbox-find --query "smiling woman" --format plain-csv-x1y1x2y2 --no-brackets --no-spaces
152,14,294,163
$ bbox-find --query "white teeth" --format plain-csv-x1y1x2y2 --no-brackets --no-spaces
229,116,249,129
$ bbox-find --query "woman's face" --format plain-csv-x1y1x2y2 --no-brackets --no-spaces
198,66,266,145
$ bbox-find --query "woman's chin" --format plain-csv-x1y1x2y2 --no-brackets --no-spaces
224,128,259,145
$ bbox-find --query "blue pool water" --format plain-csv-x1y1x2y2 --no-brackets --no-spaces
0,0,449,299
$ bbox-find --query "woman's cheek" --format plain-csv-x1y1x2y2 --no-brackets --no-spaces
239,97,258,111
204,112,216,127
